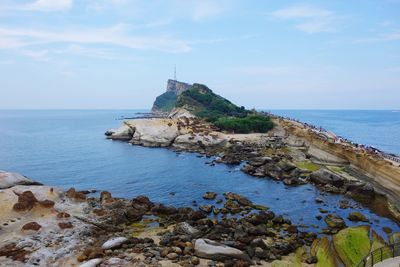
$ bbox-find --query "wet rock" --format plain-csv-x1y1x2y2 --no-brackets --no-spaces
151,204,178,215
246,211,275,225
58,222,73,229
13,191,38,211
191,256,200,265
203,192,217,200
324,214,346,229
200,205,213,214
382,227,392,234
189,210,207,221
21,222,41,231
194,239,250,262
339,200,351,209
346,182,375,197
348,212,369,222
131,195,154,212
100,191,113,204
101,237,129,250
315,197,324,204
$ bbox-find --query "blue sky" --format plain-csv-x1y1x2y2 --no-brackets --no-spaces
0,0,399,109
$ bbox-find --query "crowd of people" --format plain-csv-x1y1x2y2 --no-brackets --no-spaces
265,112,400,165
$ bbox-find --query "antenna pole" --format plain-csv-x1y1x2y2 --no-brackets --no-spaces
174,64,177,81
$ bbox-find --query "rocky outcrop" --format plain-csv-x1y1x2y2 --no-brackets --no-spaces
0,171,41,189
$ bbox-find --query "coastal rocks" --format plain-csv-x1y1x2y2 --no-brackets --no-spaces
105,123,133,140
128,119,181,147
173,133,227,150
310,168,345,188
200,204,213,213
66,187,87,201
194,239,250,262
0,171,41,189
174,222,200,236
79,258,102,267
348,211,369,222
101,237,129,250
203,192,217,200
324,214,346,229
333,226,371,267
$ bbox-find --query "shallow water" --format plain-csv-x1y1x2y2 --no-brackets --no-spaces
0,110,398,238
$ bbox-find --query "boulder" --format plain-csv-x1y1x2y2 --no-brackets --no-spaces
101,237,128,250
0,171,41,189
194,239,250,262
310,168,346,188
203,192,217,200
175,222,200,236
105,124,133,140
127,119,180,147
324,214,346,229
347,212,369,222
79,258,102,267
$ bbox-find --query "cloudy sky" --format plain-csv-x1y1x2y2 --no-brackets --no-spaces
1,0,399,109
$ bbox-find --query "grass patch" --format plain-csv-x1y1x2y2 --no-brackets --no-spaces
295,161,320,172
333,225,371,267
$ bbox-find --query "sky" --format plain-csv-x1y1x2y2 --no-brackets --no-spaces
0,0,400,109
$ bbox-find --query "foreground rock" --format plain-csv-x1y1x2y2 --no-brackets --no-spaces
0,171,41,189
194,238,250,262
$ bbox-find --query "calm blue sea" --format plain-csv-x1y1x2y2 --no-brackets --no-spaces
0,110,398,236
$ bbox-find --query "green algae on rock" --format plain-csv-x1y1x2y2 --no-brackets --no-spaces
333,225,371,267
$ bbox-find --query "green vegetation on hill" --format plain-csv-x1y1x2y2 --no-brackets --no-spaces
176,83,273,133
153,82,274,133
214,114,274,133
152,91,177,112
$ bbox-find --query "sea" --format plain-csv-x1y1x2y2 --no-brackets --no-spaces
0,109,399,237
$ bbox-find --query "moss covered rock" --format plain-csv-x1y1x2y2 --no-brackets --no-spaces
333,225,371,267
311,237,337,267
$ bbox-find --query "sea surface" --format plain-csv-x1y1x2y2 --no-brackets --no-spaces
0,109,399,237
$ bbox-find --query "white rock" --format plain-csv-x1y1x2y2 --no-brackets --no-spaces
101,236,128,250
107,124,134,140
0,171,40,189
79,258,102,267
127,119,180,147
194,238,249,261
173,133,227,149
175,222,199,236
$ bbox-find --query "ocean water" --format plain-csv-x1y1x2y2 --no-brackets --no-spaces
271,110,400,156
0,110,398,237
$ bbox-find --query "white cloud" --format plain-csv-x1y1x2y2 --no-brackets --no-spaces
0,0,72,12
354,29,400,43
28,0,72,11
0,24,191,53
270,6,336,33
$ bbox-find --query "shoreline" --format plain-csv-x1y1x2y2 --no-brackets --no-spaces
1,171,399,266
105,113,400,224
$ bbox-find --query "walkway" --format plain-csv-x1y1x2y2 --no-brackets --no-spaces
374,256,400,267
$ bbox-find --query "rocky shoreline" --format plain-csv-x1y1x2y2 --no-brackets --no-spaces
2,171,398,267
105,114,400,224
